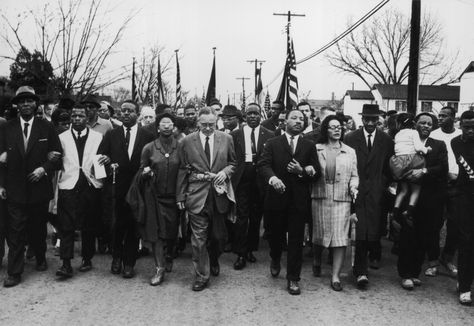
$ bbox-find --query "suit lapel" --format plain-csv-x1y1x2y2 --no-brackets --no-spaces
192,132,210,169
82,129,95,164
130,127,142,161
257,128,265,154
25,119,40,155
211,132,221,169
67,129,80,166
13,119,25,156
118,127,129,161
356,129,369,157
367,130,382,164
279,134,293,157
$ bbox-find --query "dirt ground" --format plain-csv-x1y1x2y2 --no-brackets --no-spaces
0,238,473,326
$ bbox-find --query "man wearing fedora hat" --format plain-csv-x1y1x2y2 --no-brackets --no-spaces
0,86,62,287
344,104,394,289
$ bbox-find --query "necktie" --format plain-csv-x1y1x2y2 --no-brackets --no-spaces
290,136,295,155
367,133,372,152
251,128,257,155
204,136,211,164
125,127,131,150
77,129,81,139
23,122,29,138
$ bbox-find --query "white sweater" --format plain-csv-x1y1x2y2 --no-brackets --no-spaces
394,129,429,156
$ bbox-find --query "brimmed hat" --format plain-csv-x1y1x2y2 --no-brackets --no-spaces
80,94,101,109
359,104,383,117
221,105,240,117
12,86,40,104
57,95,75,111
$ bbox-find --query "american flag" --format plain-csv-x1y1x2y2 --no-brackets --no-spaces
156,55,165,104
262,91,270,120
175,50,182,108
277,34,298,110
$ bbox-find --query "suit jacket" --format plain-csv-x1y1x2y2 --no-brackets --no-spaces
230,125,274,188
97,125,154,199
257,134,321,212
176,130,236,215
303,126,321,144
344,128,394,241
261,118,279,132
418,137,448,198
311,142,359,202
58,128,103,190
0,117,62,204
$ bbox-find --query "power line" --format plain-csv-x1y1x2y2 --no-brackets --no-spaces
264,0,391,89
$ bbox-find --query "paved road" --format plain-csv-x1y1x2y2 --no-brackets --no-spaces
0,238,472,326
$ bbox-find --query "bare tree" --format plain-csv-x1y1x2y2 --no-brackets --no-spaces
1,0,137,99
134,45,175,105
326,9,459,89
111,86,130,103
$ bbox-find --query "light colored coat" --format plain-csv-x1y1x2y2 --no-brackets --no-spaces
311,142,358,202
58,128,103,190
176,130,236,215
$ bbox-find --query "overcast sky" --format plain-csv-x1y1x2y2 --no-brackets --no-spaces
1,0,473,102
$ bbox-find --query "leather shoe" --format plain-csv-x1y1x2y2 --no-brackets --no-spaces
287,280,301,295
4,275,21,288
56,265,73,278
122,265,135,278
270,260,280,277
192,279,208,291
369,259,380,270
35,260,48,272
356,275,369,289
312,264,321,277
331,281,343,292
79,260,92,272
246,252,257,263
150,267,165,286
210,262,220,276
111,258,122,274
233,256,246,270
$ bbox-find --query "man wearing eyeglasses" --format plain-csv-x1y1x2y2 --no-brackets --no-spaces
0,86,62,287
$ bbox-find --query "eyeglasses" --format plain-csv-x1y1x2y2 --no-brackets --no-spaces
328,125,342,130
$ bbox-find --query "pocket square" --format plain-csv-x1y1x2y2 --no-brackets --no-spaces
38,139,48,142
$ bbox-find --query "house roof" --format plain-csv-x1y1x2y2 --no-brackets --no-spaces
459,61,474,80
306,99,342,109
345,90,374,100
372,84,460,102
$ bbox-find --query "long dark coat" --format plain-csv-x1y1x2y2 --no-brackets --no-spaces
344,128,393,241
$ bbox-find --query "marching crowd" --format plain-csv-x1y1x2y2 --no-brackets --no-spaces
1,85,474,306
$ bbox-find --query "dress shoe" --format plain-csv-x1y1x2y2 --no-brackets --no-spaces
331,281,343,292
233,256,246,270
312,264,321,277
165,256,173,273
150,267,165,286
459,292,472,306
56,265,73,278
356,275,369,289
270,260,280,277
111,258,122,274
79,260,92,272
369,260,380,270
287,280,301,295
192,279,208,292
412,278,422,286
122,266,135,279
35,260,48,272
401,278,414,290
210,262,220,276
246,252,257,263
439,259,458,278
3,275,21,288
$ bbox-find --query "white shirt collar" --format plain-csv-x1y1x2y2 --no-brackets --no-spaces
363,128,376,138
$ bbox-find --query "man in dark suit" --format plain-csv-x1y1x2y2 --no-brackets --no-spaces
344,104,394,289
396,112,448,290
261,101,284,132
177,107,236,291
258,110,320,295
98,100,154,278
230,103,274,270
0,86,62,287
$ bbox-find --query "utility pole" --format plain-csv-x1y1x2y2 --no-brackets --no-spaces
407,0,421,115
246,59,266,102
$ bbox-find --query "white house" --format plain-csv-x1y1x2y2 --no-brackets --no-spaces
459,61,474,113
342,90,375,126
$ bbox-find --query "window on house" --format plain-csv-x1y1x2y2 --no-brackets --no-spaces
395,100,407,112
447,102,459,112
421,101,432,112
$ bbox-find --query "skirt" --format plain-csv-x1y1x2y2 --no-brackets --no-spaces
312,183,351,248
389,153,425,181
